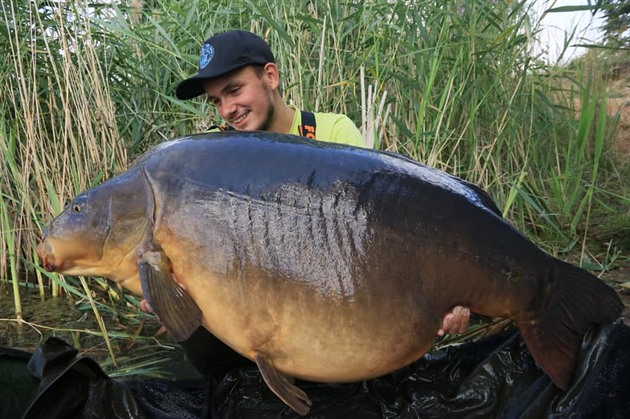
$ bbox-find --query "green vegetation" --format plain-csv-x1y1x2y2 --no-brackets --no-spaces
1,0,628,366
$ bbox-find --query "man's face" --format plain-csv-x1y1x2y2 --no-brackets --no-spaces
203,65,276,131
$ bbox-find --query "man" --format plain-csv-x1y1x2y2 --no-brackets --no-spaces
176,30,365,147
173,30,470,375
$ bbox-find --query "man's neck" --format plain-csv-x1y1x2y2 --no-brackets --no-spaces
266,99,295,134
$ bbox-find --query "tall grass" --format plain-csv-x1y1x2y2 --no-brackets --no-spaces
1,0,626,357
1,0,127,357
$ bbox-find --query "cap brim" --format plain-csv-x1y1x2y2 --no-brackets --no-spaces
176,75,208,100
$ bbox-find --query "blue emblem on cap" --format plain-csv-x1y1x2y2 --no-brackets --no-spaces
199,44,214,69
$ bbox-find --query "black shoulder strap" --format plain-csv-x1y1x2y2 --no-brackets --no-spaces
298,110,316,139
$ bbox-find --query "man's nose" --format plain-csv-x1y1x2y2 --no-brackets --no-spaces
219,98,237,118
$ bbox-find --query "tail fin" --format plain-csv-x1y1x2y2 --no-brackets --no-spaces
517,260,622,390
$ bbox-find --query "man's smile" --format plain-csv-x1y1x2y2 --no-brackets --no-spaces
231,110,251,127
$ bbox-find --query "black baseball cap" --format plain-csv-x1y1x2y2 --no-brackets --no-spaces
176,30,276,100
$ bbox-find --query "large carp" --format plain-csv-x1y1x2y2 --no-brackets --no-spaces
37,132,622,415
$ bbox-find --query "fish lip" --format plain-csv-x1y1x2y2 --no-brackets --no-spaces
36,241,58,272
43,261,58,272
40,255,58,272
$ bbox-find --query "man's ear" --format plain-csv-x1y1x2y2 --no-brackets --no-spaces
263,63,280,90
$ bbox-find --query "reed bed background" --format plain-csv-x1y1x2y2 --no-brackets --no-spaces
1,0,628,366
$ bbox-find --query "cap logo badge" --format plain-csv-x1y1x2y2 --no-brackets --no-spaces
199,44,214,69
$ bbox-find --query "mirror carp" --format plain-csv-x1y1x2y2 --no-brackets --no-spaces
37,132,622,415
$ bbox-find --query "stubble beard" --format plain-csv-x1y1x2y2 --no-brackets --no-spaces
256,87,276,132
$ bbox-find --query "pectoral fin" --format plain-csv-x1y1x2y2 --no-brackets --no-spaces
255,351,311,416
138,253,202,342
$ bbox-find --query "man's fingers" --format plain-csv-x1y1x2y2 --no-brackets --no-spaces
458,307,471,333
449,306,463,334
438,306,471,336
438,313,454,336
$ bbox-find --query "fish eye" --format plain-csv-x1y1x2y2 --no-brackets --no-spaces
72,201,84,214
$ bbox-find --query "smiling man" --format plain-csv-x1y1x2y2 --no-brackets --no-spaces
176,30,366,147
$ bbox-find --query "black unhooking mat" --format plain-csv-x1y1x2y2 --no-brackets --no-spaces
2,322,629,419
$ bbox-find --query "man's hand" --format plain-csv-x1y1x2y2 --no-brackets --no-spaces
438,306,470,336
140,298,153,313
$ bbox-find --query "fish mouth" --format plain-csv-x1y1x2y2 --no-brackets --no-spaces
36,241,59,272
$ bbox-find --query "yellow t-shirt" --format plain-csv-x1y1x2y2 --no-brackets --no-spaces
287,105,366,148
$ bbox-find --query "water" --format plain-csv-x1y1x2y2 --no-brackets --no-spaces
0,287,201,380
